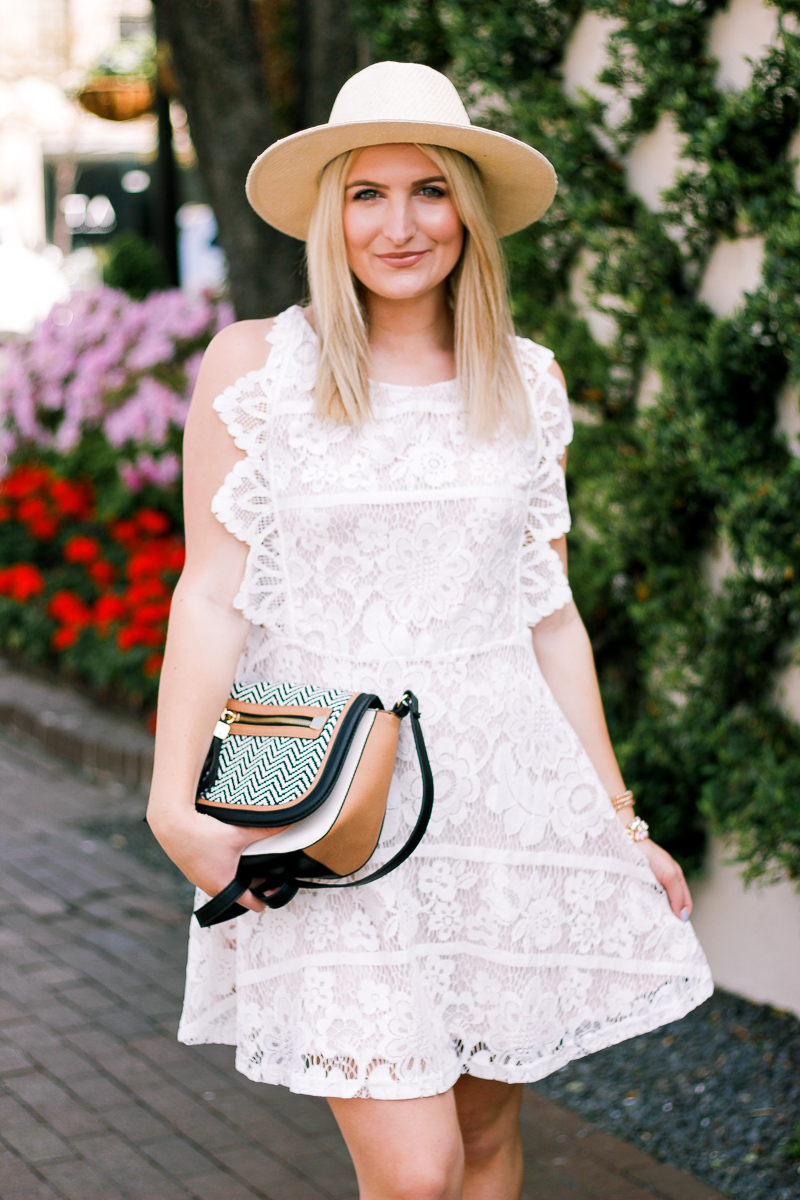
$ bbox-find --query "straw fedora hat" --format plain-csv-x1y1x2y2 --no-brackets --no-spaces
246,61,557,241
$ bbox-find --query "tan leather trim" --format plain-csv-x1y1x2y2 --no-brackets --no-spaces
225,700,333,739
227,700,333,720
304,710,400,875
229,724,322,739
206,693,362,812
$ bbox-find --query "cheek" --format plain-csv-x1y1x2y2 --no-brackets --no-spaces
342,204,375,253
425,205,463,250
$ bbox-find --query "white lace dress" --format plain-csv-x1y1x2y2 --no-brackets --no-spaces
177,304,713,1099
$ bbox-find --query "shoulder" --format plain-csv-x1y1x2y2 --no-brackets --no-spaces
514,334,566,392
199,317,276,392
514,335,572,464
548,359,566,390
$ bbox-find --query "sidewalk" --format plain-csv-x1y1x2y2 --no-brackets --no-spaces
0,672,728,1200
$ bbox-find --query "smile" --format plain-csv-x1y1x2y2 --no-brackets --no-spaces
375,251,430,267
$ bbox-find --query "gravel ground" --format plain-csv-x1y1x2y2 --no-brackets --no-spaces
535,989,800,1200
83,814,800,1200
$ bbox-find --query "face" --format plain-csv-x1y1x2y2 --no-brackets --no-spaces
342,144,464,301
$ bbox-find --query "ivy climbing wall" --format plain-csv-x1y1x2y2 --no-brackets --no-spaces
350,0,800,884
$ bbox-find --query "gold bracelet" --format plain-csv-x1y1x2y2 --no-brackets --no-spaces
609,789,635,812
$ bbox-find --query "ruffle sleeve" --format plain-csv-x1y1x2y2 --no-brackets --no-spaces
515,337,575,628
209,306,314,628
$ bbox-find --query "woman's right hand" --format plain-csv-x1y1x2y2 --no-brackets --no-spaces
147,806,287,914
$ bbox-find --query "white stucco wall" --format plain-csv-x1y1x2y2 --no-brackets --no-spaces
774,381,800,455
568,249,618,346
708,0,780,91
625,113,689,212
690,836,800,1017
561,12,629,129
636,366,661,410
697,236,765,317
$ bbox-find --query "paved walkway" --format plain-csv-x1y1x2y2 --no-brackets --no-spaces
0,724,727,1200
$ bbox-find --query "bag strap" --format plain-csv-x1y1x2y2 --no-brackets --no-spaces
195,691,432,927
304,691,433,892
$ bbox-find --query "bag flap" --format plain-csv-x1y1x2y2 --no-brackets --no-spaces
198,682,357,812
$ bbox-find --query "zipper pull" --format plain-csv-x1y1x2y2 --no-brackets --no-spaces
213,707,239,740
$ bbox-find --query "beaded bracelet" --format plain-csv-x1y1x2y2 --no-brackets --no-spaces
626,815,650,842
609,789,635,812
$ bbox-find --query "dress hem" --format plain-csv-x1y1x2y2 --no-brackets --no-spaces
176,975,714,1101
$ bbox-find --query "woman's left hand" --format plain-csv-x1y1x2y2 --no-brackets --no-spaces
637,838,692,922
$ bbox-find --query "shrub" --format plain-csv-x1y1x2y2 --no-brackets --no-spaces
0,285,234,523
102,232,170,300
0,462,184,710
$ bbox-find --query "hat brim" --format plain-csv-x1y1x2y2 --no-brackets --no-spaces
246,120,557,241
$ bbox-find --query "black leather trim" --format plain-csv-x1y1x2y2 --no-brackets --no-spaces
197,736,221,794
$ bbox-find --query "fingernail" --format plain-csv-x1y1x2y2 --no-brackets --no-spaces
680,907,690,922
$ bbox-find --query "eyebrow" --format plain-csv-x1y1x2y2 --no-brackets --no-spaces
345,175,447,189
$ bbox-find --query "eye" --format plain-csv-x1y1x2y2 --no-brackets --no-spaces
352,188,381,201
418,185,446,198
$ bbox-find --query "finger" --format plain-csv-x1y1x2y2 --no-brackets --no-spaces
665,870,686,920
679,877,693,922
232,824,290,850
238,888,266,914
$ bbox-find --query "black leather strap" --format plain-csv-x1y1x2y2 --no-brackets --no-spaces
303,692,433,892
193,875,250,926
195,691,433,928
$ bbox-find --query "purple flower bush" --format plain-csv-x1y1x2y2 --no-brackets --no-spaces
0,287,234,520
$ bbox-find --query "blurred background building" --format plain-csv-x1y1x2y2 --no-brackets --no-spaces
0,0,224,332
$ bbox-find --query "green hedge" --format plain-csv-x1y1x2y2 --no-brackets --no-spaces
350,0,800,882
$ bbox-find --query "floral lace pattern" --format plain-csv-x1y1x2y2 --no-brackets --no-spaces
179,306,713,1099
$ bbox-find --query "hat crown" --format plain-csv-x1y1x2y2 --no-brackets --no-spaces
328,61,471,129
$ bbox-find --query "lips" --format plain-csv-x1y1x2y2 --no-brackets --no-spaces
376,251,430,267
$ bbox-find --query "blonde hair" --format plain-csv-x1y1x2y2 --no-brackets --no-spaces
305,144,531,439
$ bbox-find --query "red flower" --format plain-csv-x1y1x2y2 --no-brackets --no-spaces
135,600,171,625
16,496,59,541
164,543,185,573
116,624,164,651
0,563,45,602
50,477,94,521
126,550,165,580
125,579,168,605
64,536,101,565
47,590,92,628
108,518,139,546
2,465,51,501
51,627,79,652
94,595,127,625
135,509,171,537
88,560,117,587
29,516,60,541
143,652,164,677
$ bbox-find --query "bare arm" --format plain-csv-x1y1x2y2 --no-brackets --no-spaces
146,318,280,914
531,364,692,920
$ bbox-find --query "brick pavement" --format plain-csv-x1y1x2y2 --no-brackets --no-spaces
0,723,728,1200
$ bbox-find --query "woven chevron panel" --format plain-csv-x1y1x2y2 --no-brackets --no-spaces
199,682,353,808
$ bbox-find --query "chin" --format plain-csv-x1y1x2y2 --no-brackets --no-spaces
367,277,444,301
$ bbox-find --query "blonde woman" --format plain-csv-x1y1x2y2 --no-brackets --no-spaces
148,62,712,1200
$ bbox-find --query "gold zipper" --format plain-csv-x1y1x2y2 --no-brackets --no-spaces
215,707,327,737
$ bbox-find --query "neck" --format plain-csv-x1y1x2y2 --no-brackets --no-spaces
362,284,456,386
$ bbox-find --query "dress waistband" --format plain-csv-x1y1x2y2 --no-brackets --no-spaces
246,632,534,667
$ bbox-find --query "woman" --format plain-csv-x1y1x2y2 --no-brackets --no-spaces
148,61,713,1200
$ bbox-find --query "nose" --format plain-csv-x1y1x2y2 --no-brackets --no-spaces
383,194,416,245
